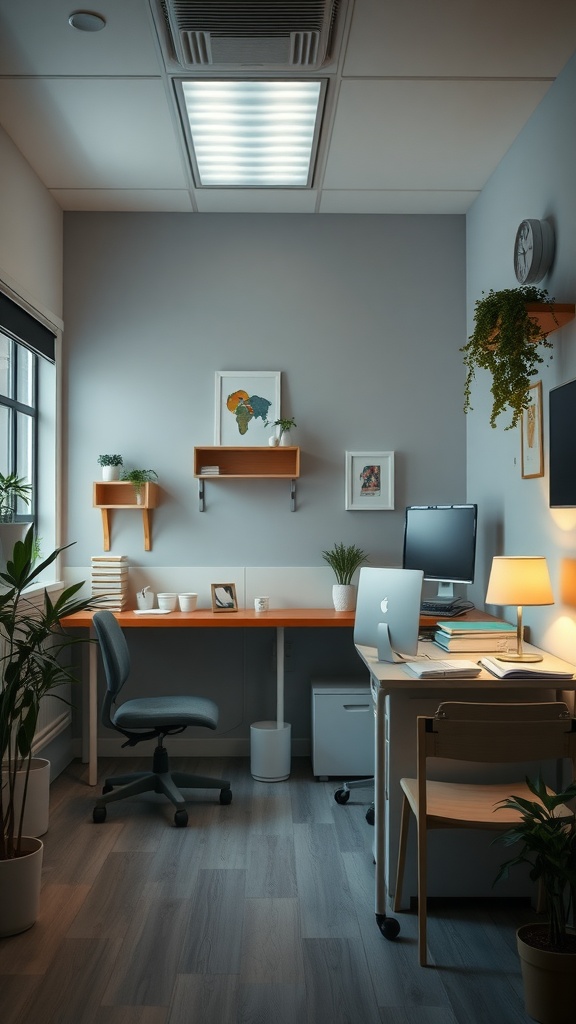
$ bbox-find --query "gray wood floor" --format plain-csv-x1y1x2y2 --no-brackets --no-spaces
0,756,536,1023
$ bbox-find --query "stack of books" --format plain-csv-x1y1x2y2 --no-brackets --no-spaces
200,465,220,475
434,619,517,653
91,555,129,611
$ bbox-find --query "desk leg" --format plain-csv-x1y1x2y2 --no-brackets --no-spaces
374,683,400,939
249,625,290,782
82,626,98,786
276,626,284,726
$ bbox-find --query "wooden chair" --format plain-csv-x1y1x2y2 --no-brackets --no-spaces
393,701,576,966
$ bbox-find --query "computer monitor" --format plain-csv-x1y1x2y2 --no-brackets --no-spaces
354,566,424,663
402,503,478,606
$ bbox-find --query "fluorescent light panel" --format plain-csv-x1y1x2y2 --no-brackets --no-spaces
182,80,323,187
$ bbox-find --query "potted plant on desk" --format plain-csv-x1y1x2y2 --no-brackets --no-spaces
322,542,368,611
0,527,92,936
494,775,576,1023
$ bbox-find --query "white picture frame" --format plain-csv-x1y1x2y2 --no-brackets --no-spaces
345,451,395,511
215,371,281,445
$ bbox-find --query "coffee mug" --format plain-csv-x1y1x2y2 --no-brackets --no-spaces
178,593,198,612
254,596,269,612
136,590,154,610
157,592,178,611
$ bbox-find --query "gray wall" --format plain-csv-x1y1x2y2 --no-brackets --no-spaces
62,212,467,749
466,51,576,666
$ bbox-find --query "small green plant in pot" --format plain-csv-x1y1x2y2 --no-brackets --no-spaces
494,775,576,1023
0,473,32,523
322,542,368,611
121,468,158,504
97,454,123,481
461,286,557,430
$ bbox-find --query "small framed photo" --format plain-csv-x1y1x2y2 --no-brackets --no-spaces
215,371,281,445
211,583,238,613
345,451,395,510
521,381,544,479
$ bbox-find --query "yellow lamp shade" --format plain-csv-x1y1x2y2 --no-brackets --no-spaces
485,556,554,607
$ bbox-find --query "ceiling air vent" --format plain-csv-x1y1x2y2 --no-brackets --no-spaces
156,0,342,71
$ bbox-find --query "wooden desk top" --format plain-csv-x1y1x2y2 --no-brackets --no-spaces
60,607,357,629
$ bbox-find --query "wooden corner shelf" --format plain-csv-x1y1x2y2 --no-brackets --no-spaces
526,303,575,334
93,481,160,551
193,446,300,511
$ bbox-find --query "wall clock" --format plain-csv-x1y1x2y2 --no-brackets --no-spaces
513,219,555,284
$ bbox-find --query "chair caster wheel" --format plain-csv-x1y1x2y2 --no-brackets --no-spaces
376,914,400,940
174,809,188,828
93,805,107,823
334,788,350,804
366,804,375,826
220,787,233,805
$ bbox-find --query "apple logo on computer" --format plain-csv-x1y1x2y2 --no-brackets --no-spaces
381,598,388,614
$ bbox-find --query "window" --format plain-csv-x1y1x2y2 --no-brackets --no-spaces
0,332,37,524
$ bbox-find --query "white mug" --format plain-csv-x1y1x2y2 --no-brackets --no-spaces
157,592,178,611
254,596,269,613
136,590,154,610
178,593,198,612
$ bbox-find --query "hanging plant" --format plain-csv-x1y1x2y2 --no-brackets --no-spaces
461,286,557,430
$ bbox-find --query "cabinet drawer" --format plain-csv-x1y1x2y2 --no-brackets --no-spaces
311,682,374,778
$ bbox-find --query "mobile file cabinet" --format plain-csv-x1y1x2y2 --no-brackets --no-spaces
311,680,375,780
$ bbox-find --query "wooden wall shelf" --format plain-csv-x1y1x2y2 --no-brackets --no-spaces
93,481,160,550
526,303,575,334
193,446,300,511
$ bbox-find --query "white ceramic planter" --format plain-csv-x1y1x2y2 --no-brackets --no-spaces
0,837,43,936
0,523,27,571
4,758,51,837
332,584,357,611
101,465,120,480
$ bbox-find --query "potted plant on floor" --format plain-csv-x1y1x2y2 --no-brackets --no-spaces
121,468,158,504
322,542,368,611
494,775,576,1023
461,286,558,430
97,454,123,481
0,527,93,936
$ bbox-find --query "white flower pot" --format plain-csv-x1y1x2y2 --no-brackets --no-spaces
0,523,28,571
332,584,357,611
101,465,120,481
2,758,51,838
0,837,43,936
279,430,292,446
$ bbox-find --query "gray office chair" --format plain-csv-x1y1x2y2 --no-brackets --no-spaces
92,610,232,827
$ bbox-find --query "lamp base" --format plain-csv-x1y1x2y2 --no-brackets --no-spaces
496,652,543,663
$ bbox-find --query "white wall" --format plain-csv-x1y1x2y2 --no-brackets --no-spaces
466,51,576,664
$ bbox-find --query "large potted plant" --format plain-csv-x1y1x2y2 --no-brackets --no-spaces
495,775,576,1024
322,542,368,611
0,527,92,936
461,286,558,430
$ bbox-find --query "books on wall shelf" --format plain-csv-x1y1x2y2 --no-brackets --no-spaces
91,555,128,611
200,466,220,475
434,620,517,653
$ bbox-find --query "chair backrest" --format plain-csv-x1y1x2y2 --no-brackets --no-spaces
419,701,576,769
93,611,132,728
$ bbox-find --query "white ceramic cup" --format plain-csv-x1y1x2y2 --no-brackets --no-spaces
136,590,154,610
157,592,178,611
178,593,198,612
254,596,270,613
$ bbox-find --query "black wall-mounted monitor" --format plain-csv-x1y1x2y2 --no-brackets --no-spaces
402,504,478,603
549,378,576,507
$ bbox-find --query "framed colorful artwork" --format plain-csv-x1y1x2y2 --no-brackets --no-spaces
345,451,395,510
521,381,544,479
215,371,281,445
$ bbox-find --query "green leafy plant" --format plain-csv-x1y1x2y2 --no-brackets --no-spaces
121,468,158,496
0,527,93,860
322,542,368,585
97,454,123,467
494,775,576,951
273,417,297,439
0,473,32,523
461,286,556,430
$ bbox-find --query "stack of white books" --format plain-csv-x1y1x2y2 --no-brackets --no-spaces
200,465,220,475
91,555,129,611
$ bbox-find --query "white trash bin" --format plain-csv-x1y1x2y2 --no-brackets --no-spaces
250,721,291,782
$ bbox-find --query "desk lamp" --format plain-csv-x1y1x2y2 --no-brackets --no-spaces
485,556,554,662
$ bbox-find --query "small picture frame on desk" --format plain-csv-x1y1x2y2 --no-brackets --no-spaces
521,380,544,479
211,583,238,613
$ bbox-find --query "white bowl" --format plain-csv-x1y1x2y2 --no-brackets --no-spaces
157,592,178,611
178,593,198,612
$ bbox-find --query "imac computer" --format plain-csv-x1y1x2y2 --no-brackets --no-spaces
402,504,478,614
354,566,424,662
